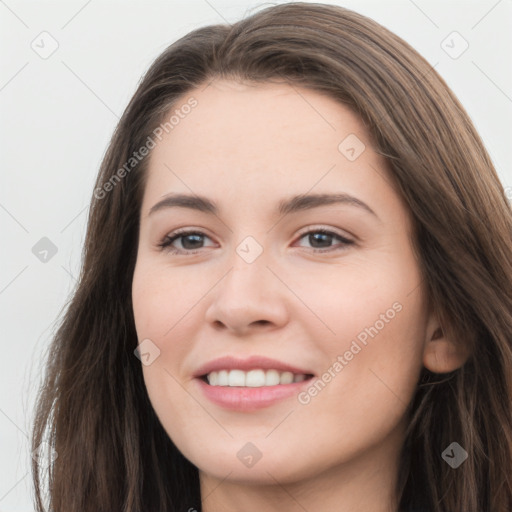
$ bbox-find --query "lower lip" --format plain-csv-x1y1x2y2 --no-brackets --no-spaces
195,377,313,411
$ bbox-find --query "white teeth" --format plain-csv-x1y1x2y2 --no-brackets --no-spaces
245,369,266,387
217,370,229,386
280,371,294,384
208,371,218,386
265,369,280,386
228,369,245,387
205,369,310,387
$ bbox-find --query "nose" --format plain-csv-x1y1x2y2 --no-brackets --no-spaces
204,248,290,336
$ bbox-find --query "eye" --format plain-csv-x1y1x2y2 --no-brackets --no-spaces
294,228,354,253
158,229,216,254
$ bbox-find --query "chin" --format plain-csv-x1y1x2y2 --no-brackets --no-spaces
185,440,328,486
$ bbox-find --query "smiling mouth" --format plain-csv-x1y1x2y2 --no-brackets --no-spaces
200,369,315,387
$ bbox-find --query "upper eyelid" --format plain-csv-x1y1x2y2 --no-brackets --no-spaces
296,225,353,240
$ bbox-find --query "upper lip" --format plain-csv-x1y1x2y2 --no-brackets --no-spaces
194,355,315,378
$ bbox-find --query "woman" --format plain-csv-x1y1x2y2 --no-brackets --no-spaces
31,2,512,511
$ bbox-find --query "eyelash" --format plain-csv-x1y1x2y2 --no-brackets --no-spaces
157,227,354,255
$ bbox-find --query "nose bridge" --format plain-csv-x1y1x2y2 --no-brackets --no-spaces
223,236,272,300
204,233,289,330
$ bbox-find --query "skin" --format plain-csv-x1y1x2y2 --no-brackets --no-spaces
131,79,468,512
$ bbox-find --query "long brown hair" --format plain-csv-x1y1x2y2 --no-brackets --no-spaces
31,3,512,511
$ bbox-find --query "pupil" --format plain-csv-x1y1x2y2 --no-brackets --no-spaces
310,232,332,248
182,234,203,249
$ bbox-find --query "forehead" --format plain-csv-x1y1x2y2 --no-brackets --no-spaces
151,79,370,170
141,79,405,225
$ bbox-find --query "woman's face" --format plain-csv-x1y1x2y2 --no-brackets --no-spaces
132,79,431,487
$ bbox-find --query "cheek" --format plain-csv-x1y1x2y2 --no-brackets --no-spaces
294,254,422,347
132,259,207,409
302,286,426,435
295,249,426,428
132,260,204,337
289,311,424,476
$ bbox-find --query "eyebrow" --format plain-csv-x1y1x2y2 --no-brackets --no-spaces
148,192,378,218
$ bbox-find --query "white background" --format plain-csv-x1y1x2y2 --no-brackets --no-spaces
1,0,511,509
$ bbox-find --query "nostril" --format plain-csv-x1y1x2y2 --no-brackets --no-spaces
252,320,270,327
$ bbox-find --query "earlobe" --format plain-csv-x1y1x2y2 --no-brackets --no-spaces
422,324,470,374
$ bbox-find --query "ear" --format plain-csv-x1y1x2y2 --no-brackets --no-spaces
422,315,470,373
